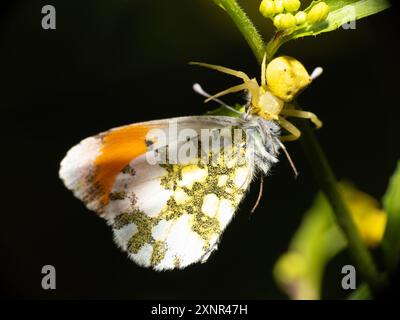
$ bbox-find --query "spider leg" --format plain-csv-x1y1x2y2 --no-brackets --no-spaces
278,116,301,141
190,62,251,82
261,53,267,87
192,83,244,116
204,83,252,103
280,108,323,129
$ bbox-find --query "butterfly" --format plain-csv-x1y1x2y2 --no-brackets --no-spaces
59,55,322,270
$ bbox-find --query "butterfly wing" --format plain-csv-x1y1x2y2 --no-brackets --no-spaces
59,116,273,270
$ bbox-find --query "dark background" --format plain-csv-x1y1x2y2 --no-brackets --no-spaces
0,0,399,299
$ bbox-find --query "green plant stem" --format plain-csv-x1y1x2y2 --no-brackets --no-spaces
211,0,383,292
264,31,285,62
296,121,383,290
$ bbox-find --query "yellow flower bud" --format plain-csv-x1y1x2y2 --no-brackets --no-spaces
295,11,307,25
273,13,284,29
259,0,276,18
351,207,387,247
273,13,296,30
274,0,284,14
283,0,301,12
307,2,330,24
340,184,388,247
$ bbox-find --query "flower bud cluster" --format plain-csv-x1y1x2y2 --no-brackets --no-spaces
259,0,330,31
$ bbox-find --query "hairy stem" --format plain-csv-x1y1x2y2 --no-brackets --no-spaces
210,0,383,292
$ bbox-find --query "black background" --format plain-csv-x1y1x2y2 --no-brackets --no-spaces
1,0,399,299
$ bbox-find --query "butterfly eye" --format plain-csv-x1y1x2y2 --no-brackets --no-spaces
266,55,311,102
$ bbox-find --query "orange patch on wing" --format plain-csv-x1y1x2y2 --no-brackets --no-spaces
94,124,153,205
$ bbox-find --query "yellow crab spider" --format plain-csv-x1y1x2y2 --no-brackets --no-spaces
190,55,322,141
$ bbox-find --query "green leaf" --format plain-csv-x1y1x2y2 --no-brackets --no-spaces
382,161,400,274
274,182,387,299
347,282,372,300
285,0,390,41
273,190,347,299
206,104,244,117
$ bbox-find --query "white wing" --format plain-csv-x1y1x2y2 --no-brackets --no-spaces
59,115,278,270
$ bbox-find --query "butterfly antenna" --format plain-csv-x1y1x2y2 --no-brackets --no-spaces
192,83,243,116
276,139,299,178
250,175,264,214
